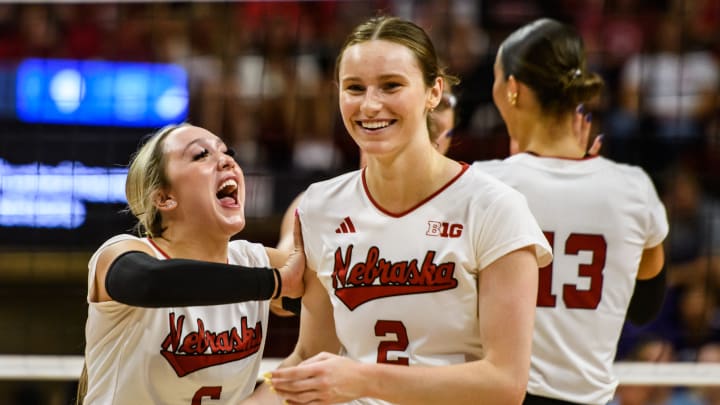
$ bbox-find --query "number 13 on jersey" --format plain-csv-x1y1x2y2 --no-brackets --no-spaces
537,231,607,309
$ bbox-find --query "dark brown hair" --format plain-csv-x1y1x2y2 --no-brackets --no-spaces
499,18,604,114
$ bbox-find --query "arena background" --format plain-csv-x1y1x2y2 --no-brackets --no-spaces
0,1,719,404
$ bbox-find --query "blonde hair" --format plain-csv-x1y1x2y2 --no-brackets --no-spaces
125,123,188,237
75,363,87,405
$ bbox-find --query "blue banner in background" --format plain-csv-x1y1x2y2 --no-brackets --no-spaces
0,158,127,229
15,59,188,127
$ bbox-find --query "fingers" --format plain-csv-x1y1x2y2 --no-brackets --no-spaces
293,210,304,250
588,134,603,156
279,209,306,299
573,104,600,156
298,352,330,366
573,104,590,150
266,365,328,404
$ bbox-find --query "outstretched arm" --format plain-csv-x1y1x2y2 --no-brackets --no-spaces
93,220,305,307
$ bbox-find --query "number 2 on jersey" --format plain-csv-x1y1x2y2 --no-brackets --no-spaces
537,232,607,309
375,320,409,365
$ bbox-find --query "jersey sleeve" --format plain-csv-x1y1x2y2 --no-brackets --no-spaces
228,239,271,267
87,234,142,302
296,190,320,273
475,189,553,270
642,171,669,248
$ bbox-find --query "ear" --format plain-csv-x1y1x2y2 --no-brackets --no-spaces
154,191,177,211
507,75,519,95
506,75,520,107
427,76,444,111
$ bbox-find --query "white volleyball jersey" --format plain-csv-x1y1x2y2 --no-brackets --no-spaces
298,164,552,405
84,234,271,405
473,154,669,405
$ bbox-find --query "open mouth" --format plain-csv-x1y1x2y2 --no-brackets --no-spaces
358,120,395,130
216,178,238,205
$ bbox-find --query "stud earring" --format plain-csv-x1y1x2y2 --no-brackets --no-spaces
508,92,518,106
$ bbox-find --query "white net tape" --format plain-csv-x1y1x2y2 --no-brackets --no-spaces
2,356,720,386
0,355,282,382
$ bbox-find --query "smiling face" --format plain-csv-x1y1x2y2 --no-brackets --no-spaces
159,125,246,237
337,39,441,159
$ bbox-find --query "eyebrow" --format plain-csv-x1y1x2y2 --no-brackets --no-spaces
341,73,407,83
182,137,224,155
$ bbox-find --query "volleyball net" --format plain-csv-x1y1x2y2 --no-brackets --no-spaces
3,355,720,386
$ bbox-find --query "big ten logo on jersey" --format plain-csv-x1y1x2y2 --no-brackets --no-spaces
426,221,463,238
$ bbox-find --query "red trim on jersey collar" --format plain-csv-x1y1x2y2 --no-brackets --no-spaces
362,162,470,218
147,238,230,263
148,238,171,259
524,151,599,161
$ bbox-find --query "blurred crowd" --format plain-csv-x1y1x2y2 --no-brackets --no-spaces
1,0,719,402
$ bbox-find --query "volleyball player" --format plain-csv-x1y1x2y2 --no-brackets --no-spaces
473,18,669,405
249,16,552,404
81,124,305,404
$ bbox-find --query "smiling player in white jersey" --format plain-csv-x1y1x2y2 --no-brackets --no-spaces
249,16,552,405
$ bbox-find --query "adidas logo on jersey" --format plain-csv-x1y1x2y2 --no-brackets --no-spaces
335,216,356,233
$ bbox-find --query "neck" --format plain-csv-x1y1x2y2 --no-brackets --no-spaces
152,227,229,263
518,113,586,159
364,143,458,213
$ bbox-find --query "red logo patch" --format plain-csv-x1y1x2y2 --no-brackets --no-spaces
160,313,262,377
332,245,458,310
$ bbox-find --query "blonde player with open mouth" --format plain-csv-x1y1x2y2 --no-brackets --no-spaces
80,124,305,404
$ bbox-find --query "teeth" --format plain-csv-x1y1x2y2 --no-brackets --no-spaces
361,120,390,129
218,179,238,192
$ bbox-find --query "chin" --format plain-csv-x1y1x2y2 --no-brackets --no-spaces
226,215,246,233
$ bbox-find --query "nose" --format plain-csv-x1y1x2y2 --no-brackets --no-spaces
218,153,236,170
360,88,382,115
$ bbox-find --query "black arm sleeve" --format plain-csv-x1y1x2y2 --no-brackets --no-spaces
281,297,302,316
105,251,276,307
627,266,667,326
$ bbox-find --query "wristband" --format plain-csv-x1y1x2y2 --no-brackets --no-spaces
273,268,282,299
